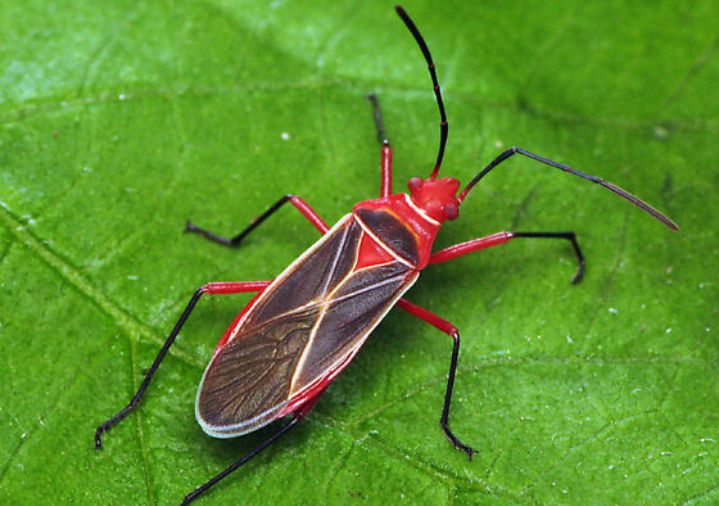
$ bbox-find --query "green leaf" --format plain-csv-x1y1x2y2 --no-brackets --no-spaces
1,1,717,504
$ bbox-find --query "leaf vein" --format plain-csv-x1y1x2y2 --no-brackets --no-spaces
0,205,204,370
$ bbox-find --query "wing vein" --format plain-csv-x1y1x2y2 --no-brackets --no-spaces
319,221,351,298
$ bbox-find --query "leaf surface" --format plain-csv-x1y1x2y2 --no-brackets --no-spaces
1,1,717,504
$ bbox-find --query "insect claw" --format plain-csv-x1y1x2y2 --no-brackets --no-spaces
181,492,196,505
94,427,105,450
454,441,476,460
184,220,197,233
442,423,476,460
571,263,586,285
463,445,476,461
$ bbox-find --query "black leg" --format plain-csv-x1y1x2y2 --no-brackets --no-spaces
95,287,205,449
185,195,292,247
440,330,474,458
513,231,585,284
181,416,301,505
185,194,328,248
397,299,474,458
96,281,269,449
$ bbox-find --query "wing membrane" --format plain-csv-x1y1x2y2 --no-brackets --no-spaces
197,307,319,436
292,263,414,388
244,217,361,325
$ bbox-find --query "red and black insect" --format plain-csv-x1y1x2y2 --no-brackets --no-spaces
95,6,677,504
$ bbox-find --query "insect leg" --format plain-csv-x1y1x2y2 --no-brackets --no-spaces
185,194,329,247
181,417,300,505
182,389,325,505
512,231,585,283
367,93,393,197
95,281,270,450
397,298,475,459
428,231,585,283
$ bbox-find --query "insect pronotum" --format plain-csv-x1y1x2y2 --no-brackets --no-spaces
95,6,677,504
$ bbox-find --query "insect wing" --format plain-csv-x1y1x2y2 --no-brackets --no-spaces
292,261,414,389
196,215,418,437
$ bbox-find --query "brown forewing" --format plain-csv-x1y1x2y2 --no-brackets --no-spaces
196,215,418,437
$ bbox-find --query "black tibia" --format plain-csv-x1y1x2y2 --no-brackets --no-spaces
398,299,474,459
440,330,475,459
513,231,585,284
184,194,295,247
367,93,390,145
181,416,301,505
95,287,205,449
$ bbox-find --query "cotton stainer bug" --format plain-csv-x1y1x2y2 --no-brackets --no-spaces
95,5,678,504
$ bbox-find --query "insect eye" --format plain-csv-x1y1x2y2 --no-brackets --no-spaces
443,203,458,220
408,177,423,191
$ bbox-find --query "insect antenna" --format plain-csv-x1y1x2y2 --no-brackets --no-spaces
459,146,678,231
396,6,448,179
